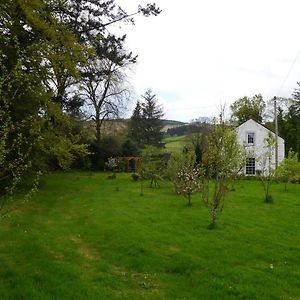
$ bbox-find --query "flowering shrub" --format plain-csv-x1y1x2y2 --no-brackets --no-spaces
176,166,202,205
105,157,119,171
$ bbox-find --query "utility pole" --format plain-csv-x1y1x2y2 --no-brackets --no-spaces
274,96,278,169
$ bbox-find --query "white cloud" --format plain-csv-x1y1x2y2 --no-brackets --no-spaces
116,0,300,121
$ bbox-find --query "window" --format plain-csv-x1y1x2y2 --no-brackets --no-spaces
247,132,255,144
246,158,255,175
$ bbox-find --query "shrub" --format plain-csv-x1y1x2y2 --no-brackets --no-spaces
131,173,140,181
176,166,202,206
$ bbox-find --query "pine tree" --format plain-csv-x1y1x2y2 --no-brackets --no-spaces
140,89,164,146
128,101,143,144
128,90,164,147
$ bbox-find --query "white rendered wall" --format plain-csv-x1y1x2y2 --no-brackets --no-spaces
235,119,285,174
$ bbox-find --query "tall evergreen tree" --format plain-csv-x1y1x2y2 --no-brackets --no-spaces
141,89,164,146
128,101,143,144
128,90,164,147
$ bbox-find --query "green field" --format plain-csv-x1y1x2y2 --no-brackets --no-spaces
163,135,189,153
1,172,300,299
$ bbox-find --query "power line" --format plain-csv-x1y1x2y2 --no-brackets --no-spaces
277,47,300,96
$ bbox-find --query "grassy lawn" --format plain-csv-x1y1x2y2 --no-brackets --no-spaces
0,172,300,299
163,135,189,153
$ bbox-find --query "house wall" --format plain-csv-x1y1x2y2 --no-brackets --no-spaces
235,119,285,174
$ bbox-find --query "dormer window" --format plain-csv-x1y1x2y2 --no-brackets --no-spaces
247,132,255,145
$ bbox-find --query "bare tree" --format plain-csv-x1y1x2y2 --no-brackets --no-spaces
79,57,132,144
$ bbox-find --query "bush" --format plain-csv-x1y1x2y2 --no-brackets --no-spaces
131,173,140,181
89,137,121,170
121,139,140,156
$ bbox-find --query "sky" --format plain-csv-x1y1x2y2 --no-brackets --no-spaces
116,0,300,122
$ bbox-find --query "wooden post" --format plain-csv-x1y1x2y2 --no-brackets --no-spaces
274,96,278,169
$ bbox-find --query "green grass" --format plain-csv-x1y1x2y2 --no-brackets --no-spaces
1,172,300,299
163,135,189,153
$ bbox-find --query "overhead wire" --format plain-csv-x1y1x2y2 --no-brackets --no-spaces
277,47,300,96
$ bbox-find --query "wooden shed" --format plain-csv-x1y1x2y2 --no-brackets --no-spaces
117,157,141,172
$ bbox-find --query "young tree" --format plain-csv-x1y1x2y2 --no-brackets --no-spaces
176,166,202,206
276,150,300,191
139,146,167,189
257,132,276,203
167,150,196,193
203,119,245,227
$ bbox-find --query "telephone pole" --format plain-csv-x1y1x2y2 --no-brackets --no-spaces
274,96,278,169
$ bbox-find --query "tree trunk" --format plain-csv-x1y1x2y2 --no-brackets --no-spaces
212,207,217,225
187,194,191,206
140,181,144,196
285,181,288,192
95,111,101,145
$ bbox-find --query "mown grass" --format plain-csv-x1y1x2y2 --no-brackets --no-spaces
0,172,300,299
163,135,188,153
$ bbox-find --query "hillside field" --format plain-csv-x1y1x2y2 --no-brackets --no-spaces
0,172,300,299
163,135,188,153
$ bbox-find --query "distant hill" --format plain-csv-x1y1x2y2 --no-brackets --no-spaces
161,119,186,126
161,119,187,133
166,122,211,136
85,118,188,136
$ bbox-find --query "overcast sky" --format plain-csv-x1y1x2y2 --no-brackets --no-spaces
117,0,300,122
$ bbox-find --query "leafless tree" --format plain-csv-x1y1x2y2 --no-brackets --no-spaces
78,58,133,144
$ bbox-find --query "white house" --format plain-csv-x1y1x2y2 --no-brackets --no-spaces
235,119,285,175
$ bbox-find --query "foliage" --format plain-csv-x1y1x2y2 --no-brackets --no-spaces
121,139,140,156
128,101,144,144
89,136,122,170
128,89,164,147
230,94,266,125
276,150,300,190
140,146,167,188
36,102,89,170
187,131,208,165
166,150,196,192
0,0,161,202
0,55,43,213
40,0,160,109
277,95,300,159
105,157,119,171
203,120,245,227
131,173,140,181
166,141,203,206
